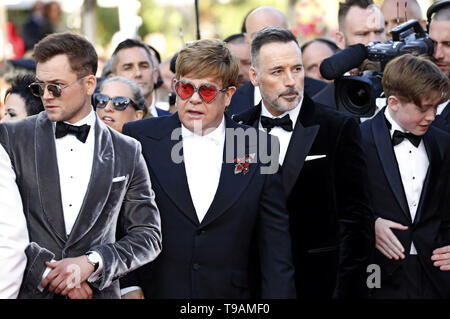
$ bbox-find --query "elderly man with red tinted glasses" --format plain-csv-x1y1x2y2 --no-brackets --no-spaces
120,38,296,299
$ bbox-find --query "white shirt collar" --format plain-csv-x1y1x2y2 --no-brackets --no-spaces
254,86,262,106
260,94,304,127
181,116,226,143
384,107,406,136
437,99,449,116
149,100,158,117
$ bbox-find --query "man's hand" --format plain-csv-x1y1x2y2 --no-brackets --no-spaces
121,288,145,299
67,281,93,299
375,217,408,260
41,255,95,295
432,245,450,271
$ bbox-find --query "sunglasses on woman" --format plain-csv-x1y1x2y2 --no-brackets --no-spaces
93,93,139,111
174,80,229,104
28,76,87,98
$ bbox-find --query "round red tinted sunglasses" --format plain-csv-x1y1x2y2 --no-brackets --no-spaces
174,80,228,104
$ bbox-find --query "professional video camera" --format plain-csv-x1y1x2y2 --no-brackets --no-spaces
319,19,434,117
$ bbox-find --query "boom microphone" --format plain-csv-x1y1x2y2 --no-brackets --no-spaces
319,43,368,80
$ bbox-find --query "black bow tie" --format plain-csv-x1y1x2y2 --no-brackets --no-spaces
392,130,422,148
260,114,293,133
55,121,91,143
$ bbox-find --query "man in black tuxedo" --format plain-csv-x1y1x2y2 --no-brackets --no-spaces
121,38,296,299
226,6,326,117
233,26,374,299
429,3,450,133
360,54,450,298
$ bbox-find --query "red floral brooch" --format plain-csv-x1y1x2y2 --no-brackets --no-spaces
234,153,255,175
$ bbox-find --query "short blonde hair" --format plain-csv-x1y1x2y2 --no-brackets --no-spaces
382,54,449,107
175,39,239,88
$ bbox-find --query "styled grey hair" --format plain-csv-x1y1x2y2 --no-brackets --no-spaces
100,76,146,110
251,26,299,67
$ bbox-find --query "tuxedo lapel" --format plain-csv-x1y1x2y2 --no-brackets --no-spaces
414,130,441,224
201,117,258,227
371,112,410,221
35,112,67,243
144,116,199,225
282,97,319,196
66,116,114,246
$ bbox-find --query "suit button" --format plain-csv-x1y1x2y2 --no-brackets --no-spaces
193,263,200,270
197,229,205,235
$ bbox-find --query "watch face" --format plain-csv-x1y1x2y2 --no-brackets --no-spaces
87,253,100,267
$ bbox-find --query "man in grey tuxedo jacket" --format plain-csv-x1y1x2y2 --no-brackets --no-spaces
0,32,162,299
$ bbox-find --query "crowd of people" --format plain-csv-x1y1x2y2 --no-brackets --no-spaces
0,0,450,301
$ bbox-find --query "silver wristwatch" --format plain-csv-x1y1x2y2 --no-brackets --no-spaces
85,251,100,272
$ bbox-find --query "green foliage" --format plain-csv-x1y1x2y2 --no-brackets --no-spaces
137,0,287,59
95,4,120,48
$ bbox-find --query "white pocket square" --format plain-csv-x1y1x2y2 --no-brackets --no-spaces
305,155,326,161
112,176,126,183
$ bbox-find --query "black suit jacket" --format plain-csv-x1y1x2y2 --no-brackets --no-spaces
226,77,327,117
233,95,374,298
432,101,450,134
360,110,450,298
121,114,296,298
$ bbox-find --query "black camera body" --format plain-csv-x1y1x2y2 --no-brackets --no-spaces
334,19,434,117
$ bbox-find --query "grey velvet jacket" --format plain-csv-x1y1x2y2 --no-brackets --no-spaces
0,111,162,299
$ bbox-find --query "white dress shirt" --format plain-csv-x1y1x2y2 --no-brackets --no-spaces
40,110,103,289
182,117,225,223
259,96,303,165
385,109,429,255
0,144,29,298
54,110,96,236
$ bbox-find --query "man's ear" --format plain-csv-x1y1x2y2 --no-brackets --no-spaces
249,65,259,87
135,110,144,120
335,31,346,50
224,86,236,107
387,95,400,112
85,75,97,95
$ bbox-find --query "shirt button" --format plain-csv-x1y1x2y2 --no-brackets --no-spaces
69,204,72,207
413,177,415,180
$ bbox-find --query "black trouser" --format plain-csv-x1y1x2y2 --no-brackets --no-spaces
370,255,441,299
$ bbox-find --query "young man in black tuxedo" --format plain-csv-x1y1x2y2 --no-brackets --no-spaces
360,54,450,298
120,38,296,299
233,26,374,299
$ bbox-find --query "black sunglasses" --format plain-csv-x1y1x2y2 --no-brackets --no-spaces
29,76,87,98
93,93,139,111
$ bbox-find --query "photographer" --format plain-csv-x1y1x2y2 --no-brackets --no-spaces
360,54,450,298
313,0,385,112
429,1,450,133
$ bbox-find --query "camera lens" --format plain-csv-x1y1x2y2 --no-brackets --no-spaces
347,83,370,107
